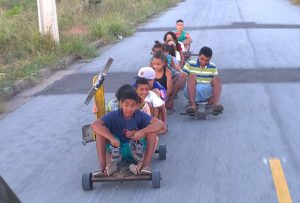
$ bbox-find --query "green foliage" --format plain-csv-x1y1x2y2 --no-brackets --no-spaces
5,5,23,16
0,0,181,96
59,37,96,58
90,18,132,39
107,20,132,38
90,21,107,38
0,0,36,10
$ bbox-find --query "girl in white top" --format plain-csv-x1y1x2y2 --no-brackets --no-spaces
134,77,167,134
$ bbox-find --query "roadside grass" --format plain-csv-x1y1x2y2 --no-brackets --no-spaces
0,0,181,99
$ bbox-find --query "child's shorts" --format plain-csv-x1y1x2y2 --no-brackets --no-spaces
169,68,180,78
184,83,212,102
106,136,147,160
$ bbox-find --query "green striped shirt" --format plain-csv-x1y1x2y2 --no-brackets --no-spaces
182,60,218,84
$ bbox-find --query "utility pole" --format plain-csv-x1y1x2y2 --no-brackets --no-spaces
37,0,59,43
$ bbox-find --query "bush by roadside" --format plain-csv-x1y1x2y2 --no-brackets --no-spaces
0,0,181,102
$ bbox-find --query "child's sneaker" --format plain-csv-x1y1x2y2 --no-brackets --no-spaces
129,140,144,162
110,146,122,163
106,164,117,176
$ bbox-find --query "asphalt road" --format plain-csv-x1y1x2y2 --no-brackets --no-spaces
1,0,300,202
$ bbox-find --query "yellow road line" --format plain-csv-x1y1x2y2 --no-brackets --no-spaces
269,158,293,203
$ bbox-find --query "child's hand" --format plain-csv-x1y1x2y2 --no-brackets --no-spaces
132,130,145,141
92,105,99,114
167,40,175,46
109,137,120,148
124,130,136,138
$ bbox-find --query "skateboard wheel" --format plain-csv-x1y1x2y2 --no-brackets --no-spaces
82,140,86,145
158,145,167,160
195,112,207,120
152,170,161,188
82,173,93,191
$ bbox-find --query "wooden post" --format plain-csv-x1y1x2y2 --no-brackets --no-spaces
37,0,59,43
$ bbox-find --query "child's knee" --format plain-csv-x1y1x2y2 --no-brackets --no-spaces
188,74,197,80
145,133,157,141
211,77,221,84
96,133,106,142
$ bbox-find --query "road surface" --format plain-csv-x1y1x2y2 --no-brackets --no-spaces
1,0,300,202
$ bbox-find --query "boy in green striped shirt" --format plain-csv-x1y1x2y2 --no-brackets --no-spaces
166,46,223,113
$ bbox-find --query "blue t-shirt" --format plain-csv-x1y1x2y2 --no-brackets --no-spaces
101,109,152,143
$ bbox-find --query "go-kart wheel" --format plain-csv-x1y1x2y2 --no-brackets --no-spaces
82,173,93,191
151,170,161,188
158,145,167,160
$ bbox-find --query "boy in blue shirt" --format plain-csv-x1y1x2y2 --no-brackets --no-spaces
91,85,165,176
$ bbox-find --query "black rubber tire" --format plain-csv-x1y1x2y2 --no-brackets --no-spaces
158,145,167,160
151,170,161,188
195,112,207,120
82,173,93,191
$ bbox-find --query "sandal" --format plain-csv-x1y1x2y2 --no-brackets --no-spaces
213,104,224,112
186,105,197,114
92,169,108,177
129,164,140,175
140,166,152,175
106,164,117,176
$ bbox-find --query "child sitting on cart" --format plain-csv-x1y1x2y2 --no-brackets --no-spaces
166,46,223,112
91,85,165,176
174,19,192,52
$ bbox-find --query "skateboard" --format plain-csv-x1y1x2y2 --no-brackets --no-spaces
180,102,223,120
82,58,113,145
82,161,162,190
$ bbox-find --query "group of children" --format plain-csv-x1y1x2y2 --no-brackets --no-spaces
91,19,223,176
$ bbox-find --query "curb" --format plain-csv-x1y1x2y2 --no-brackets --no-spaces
0,54,78,102
0,39,106,103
